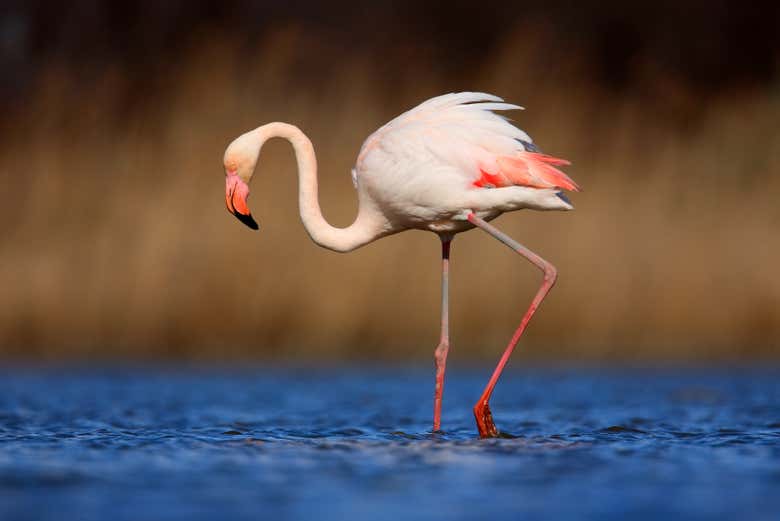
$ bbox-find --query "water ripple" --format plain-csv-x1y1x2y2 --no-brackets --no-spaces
0,366,778,521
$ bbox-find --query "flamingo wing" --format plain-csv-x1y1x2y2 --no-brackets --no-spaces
356,92,579,192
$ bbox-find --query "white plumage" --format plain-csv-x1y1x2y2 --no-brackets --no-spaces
356,92,530,184
351,92,575,233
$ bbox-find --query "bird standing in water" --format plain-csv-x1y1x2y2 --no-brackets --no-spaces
223,92,580,437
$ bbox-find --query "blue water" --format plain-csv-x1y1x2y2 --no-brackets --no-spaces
0,366,778,521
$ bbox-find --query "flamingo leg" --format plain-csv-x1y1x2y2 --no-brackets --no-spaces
467,212,558,438
432,235,452,432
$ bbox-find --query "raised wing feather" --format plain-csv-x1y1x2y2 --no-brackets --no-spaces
356,92,579,192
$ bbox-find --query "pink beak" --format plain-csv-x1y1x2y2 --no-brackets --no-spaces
225,173,259,230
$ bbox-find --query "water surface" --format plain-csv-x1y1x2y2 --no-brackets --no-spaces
1,366,778,520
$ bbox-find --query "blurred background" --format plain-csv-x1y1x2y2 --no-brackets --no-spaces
0,1,778,363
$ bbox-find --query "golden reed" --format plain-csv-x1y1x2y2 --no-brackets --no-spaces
1,28,778,361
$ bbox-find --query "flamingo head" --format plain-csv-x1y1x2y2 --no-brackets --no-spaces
223,132,260,230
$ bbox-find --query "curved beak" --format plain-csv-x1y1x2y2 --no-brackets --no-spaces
225,174,259,230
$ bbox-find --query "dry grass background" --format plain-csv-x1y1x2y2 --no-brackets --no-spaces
1,24,778,362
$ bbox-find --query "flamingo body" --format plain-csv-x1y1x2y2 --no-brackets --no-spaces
221,92,579,437
350,92,577,234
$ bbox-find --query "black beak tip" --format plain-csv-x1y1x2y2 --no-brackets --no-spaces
234,212,259,230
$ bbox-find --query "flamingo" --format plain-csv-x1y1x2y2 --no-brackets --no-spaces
223,92,580,438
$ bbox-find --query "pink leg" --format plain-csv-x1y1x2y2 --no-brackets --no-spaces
467,213,558,438
432,235,452,432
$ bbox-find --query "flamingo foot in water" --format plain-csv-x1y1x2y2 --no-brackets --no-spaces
474,401,499,438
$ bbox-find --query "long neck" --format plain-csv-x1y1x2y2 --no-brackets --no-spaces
252,122,388,253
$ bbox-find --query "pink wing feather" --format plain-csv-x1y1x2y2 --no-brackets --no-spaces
476,152,580,191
